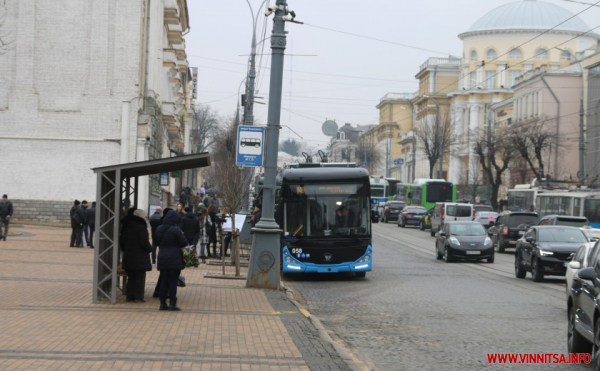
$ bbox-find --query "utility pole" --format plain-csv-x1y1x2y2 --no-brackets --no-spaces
247,0,295,289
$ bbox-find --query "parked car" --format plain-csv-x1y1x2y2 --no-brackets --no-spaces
565,242,596,300
473,211,499,230
538,215,589,228
397,206,427,228
514,226,588,282
566,240,600,355
420,208,434,231
473,205,494,213
488,212,539,253
430,203,474,237
435,221,494,263
581,228,600,241
381,201,406,223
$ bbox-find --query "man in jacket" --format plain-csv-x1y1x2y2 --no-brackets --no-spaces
148,207,163,264
87,202,96,249
180,206,200,248
156,210,188,311
81,200,90,247
70,200,86,247
121,209,153,303
0,194,13,241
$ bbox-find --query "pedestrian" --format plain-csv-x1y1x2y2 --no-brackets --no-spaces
69,200,86,247
197,208,209,259
81,200,89,247
206,204,224,258
148,207,163,264
176,202,185,217
121,209,152,303
179,190,187,207
0,194,13,241
203,194,210,208
187,192,196,213
156,210,188,311
250,204,261,228
180,206,199,248
475,195,481,205
153,207,172,297
87,202,96,249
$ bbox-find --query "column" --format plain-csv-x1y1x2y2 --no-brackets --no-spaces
496,62,507,88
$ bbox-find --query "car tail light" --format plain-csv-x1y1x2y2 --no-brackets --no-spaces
405,214,413,217
473,210,476,219
503,227,508,234
488,217,495,220
441,209,445,221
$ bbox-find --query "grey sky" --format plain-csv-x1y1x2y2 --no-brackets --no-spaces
185,0,600,150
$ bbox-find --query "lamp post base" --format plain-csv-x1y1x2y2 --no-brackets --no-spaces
246,218,282,289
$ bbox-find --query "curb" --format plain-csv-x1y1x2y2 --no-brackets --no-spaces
280,281,368,371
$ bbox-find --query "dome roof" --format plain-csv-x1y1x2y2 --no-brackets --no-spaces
465,0,591,35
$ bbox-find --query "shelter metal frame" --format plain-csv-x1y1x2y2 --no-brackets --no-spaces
92,153,211,303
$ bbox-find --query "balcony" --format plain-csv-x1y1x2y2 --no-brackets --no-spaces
164,0,179,22
379,92,417,102
419,57,461,72
163,50,177,65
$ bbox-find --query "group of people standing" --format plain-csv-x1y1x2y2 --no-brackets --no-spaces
69,200,96,248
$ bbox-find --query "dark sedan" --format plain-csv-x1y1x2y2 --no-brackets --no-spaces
515,226,589,282
397,206,426,228
435,221,495,263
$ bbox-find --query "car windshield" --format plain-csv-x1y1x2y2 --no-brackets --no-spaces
405,208,425,214
537,228,588,243
450,224,486,236
556,218,588,228
508,215,539,227
388,203,406,209
446,205,472,217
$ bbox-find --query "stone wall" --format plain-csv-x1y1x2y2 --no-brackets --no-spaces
11,199,74,223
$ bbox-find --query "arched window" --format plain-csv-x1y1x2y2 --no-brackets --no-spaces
470,50,477,61
535,48,548,59
509,48,522,59
561,50,572,61
486,49,497,60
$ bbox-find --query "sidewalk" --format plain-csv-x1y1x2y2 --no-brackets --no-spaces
0,224,353,371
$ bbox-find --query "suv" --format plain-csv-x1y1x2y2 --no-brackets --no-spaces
538,215,589,228
381,201,406,223
488,212,539,253
430,203,474,237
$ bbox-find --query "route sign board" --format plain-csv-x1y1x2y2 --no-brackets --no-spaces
236,125,265,167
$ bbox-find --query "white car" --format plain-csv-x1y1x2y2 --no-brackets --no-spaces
565,241,597,300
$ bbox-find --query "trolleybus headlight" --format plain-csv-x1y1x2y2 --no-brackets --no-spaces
285,256,292,263
364,255,371,262
367,249,372,254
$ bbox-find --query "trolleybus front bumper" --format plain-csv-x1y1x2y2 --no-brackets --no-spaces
282,246,372,273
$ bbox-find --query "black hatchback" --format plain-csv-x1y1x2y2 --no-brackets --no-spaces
436,221,495,263
488,212,539,253
397,206,426,228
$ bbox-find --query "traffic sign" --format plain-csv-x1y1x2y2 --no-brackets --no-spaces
393,158,404,166
236,125,265,167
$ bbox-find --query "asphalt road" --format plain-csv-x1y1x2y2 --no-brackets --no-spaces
283,221,591,370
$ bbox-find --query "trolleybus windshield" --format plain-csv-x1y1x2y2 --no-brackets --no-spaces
283,184,370,238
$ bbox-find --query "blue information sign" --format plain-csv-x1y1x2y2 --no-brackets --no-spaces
236,125,265,167
393,158,404,166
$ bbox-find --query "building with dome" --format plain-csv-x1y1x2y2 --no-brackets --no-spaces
372,0,600,199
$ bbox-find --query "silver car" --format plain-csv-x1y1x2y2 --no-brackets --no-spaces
473,211,499,230
565,241,597,300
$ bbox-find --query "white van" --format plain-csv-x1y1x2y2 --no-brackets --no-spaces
430,202,475,236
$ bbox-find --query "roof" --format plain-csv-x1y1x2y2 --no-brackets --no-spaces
461,0,594,37
92,152,211,178
281,167,369,183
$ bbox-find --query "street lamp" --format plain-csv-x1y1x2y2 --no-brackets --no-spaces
423,94,443,179
556,47,585,179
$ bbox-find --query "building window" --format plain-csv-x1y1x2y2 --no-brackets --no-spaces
561,50,572,60
485,71,496,89
486,49,497,60
469,71,477,89
340,132,345,140
509,48,522,59
470,50,477,61
535,48,548,59
508,70,522,88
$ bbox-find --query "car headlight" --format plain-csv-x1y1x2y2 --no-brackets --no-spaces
285,256,292,263
484,237,493,246
538,250,554,256
449,237,460,246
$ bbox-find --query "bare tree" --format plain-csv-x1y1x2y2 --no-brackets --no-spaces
413,109,457,178
473,125,520,211
510,118,557,180
355,135,382,174
191,104,219,153
457,168,482,203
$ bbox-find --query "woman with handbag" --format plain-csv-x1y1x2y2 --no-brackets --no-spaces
121,209,152,303
155,210,188,311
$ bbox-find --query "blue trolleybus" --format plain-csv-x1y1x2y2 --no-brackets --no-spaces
277,166,372,277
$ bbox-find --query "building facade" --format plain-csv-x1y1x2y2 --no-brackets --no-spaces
0,0,194,222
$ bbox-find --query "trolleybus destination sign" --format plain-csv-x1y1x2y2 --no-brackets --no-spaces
236,125,265,167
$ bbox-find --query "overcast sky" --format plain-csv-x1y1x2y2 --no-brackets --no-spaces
185,0,600,151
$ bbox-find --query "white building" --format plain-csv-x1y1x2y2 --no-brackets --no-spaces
0,0,194,221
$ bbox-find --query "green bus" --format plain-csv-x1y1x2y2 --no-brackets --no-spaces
394,180,456,210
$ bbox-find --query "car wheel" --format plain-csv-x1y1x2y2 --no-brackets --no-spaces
382,216,386,223
515,253,526,279
436,245,443,260
532,257,544,282
401,218,406,228
444,247,455,263
420,221,425,231
498,236,505,253
568,306,592,354
430,227,435,237
355,272,366,278
487,253,495,263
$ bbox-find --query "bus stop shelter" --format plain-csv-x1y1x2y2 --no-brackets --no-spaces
91,153,211,304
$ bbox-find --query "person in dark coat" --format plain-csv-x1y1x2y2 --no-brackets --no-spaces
81,200,90,247
206,204,223,258
152,207,172,297
148,207,163,264
69,200,86,247
87,202,96,249
180,206,200,248
0,194,13,241
121,209,152,302
179,190,187,207
156,210,188,311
